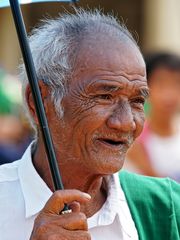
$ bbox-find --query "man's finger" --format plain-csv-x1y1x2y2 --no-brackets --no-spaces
42,212,88,231
43,189,91,214
61,212,88,231
69,201,81,213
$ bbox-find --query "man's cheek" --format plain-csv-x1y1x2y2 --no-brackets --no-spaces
133,112,145,139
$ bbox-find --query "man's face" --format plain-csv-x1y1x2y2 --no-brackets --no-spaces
48,36,147,175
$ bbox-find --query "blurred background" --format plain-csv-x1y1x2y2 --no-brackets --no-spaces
1,0,180,182
1,0,180,73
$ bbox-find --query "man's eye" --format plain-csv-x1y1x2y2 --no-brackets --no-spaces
96,94,112,100
131,98,145,105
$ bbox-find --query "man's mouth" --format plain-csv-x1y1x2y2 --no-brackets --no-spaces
97,138,128,150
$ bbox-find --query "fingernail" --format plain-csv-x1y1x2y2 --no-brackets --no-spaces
83,193,91,199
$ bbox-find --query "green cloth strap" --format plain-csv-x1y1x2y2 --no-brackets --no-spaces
119,171,180,240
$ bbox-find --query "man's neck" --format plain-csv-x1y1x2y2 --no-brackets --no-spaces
32,140,107,218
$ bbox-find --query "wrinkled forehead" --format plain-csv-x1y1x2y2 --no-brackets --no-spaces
73,33,146,80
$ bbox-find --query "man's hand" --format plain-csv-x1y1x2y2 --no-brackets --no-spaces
30,189,91,240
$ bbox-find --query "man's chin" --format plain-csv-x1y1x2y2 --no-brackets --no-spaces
105,163,124,174
96,156,125,175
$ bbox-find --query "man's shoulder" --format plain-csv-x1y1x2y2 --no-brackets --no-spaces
119,170,180,198
119,170,174,187
119,171,180,239
119,170,180,218
0,142,33,183
0,160,21,182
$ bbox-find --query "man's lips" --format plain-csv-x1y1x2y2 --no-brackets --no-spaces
96,137,130,150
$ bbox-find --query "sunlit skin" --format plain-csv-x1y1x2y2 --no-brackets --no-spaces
28,34,148,239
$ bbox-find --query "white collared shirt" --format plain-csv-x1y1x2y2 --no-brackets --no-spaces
0,143,138,240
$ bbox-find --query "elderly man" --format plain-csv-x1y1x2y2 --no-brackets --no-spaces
0,10,179,240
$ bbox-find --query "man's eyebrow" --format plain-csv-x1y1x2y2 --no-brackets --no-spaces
139,88,149,98
88,82,150,97
89,84,122,93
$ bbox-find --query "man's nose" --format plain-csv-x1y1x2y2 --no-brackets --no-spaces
106,102,136,132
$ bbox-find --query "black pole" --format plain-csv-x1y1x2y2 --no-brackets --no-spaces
9,0,65,193
71,0,78,7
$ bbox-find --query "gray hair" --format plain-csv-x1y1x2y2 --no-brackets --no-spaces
19,8,136,131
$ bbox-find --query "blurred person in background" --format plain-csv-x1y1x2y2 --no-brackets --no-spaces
0,67,33,165
126,53,180,182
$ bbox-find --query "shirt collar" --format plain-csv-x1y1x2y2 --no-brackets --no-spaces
18,142,52,218
88,173,138,239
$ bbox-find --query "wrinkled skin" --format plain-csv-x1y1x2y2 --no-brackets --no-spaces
30,190,91,240
28,34,148,240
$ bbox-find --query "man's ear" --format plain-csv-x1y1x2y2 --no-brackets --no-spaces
25,80,50,126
